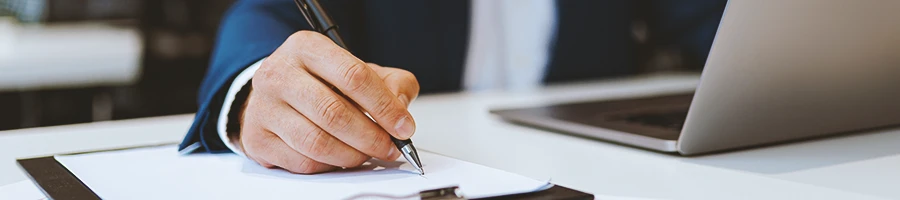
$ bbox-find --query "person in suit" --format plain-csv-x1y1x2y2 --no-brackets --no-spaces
180,0,727,174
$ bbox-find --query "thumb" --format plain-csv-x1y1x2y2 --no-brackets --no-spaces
367,63,420,107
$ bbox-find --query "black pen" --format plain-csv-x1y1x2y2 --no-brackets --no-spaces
293,0,424,175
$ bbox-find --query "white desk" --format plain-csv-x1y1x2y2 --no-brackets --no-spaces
2,74,898,200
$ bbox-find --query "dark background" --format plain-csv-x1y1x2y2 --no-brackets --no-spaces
0,0,235,130
0,0,702,131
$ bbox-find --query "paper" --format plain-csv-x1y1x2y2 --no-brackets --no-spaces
55,145,547,200
0,179,46,200
592,194,669,200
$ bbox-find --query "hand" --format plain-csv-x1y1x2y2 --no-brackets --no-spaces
236,31,420,174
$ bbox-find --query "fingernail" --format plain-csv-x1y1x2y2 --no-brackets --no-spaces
387,147,399,160
398,94,409,107
393,115,415,139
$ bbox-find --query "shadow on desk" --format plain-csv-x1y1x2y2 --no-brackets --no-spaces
682,127,900,174
241,159,416,183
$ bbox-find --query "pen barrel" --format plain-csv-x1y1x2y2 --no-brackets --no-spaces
302,0,348,49
323,28,348,49
391,137,413,148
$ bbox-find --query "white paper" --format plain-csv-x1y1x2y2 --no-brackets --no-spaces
0,179,46,200
592,194,669,200
55,145,547,200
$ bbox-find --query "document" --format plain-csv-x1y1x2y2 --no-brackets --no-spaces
0,179,46,200
55,145,547,199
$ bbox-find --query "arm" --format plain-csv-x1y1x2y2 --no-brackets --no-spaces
180,0,421,175
179,0,310,153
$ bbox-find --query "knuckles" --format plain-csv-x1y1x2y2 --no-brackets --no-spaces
287,30,327,48
366,132,391,159
293,159,324,174
395,70,421,95
312,95,354,133
368,94,397,119
252,59,283,94
239,129,268,159
244,30,406,173
296,128,332,159
338,61,373,94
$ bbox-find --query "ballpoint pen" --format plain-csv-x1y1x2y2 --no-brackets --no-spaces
292,0,425,175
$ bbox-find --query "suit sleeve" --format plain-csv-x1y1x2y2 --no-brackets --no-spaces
179,0,311,154
214,58,262,157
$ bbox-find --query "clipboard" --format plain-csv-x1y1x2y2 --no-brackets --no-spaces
17,145,593,200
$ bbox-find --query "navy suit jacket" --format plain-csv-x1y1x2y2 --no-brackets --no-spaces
179,0,727,153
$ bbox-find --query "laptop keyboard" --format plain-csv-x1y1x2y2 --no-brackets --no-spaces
612,110,689,131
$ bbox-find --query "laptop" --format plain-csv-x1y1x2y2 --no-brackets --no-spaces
491,0,900,155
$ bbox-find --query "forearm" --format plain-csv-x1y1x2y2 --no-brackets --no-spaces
180,0,310,153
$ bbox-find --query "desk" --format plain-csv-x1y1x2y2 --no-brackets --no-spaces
1,74,897,200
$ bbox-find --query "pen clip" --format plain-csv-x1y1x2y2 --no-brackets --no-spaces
293,0,322,32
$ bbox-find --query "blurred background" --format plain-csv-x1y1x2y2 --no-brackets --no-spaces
0,0,698,131
0,0,234,130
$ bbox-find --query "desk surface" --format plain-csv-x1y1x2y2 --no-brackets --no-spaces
2,74,898,200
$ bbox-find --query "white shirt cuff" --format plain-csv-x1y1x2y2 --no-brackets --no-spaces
217,58,264,157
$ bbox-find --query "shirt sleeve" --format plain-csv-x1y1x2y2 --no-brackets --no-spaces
216,58,264,157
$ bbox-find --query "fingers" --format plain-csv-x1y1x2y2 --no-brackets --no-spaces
241,31,416,174
285,31,416,140
253,57,400,161
264,100,373,167
242,128,336,174
368,63,420,107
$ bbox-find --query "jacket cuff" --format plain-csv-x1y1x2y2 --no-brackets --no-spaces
215,58,264,156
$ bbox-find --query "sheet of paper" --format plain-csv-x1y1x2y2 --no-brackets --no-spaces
0,179,47,200
55,145,547,200
592,194,669,200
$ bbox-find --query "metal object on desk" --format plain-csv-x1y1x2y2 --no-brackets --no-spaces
419,186,466,200
343,186,466,200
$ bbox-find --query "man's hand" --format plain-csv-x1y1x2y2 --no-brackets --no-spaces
238,31,420,174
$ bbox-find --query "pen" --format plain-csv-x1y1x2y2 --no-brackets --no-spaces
293,0,424,175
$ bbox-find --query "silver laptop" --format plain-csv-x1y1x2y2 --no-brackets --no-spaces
491,0,900,155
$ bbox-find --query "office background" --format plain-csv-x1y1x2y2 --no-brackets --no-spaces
0,0,235,130
0,0,697,131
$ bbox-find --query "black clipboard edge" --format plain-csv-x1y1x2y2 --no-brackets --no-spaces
473,185,593,200
17,156,101,200
17,144,592,200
